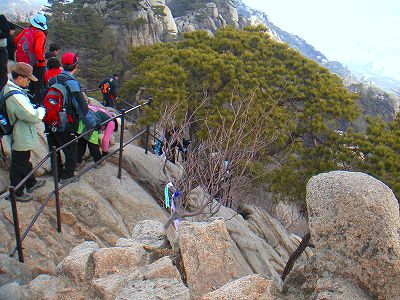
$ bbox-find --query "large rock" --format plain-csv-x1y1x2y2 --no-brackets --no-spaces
306,171,400,299
201,274,280,300
131,219,168,248
93,245,147,277
185,187,307,289
0,254,32,286
58,241,100,284
92,255,189,300
175,220,240,300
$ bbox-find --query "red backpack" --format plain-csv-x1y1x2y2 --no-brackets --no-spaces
15,28,37,66
42,82,73,132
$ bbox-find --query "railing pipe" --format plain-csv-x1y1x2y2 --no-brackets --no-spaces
10,192,55,257
52,146,62,233
9,186,24,262
145,125,150,154
118,109,126,179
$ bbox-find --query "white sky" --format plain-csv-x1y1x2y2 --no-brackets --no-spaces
242,0,400,80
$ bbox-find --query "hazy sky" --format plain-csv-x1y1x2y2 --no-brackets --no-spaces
242,0,400,80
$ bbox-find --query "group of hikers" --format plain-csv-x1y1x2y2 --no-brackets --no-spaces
0,13,120,202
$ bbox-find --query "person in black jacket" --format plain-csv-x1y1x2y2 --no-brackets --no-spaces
7,22,15,61
0,15,10,90
98,74,119,108
44,43,60,60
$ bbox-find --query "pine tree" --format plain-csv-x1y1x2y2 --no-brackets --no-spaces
123,25,361,202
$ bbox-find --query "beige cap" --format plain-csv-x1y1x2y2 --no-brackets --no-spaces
12,62,38,81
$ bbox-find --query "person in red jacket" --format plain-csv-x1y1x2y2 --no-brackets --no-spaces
44,57,62,86
14,13,47,104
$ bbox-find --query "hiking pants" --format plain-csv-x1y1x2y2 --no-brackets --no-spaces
29,66,45,105
46,131,77,180
77,138,102,164
0,47,8,91
103,93,116,108
10,150,37,196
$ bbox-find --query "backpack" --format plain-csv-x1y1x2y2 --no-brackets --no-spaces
101,82,110,94
42,80,73,132
0,90,23,137
15,28,37,66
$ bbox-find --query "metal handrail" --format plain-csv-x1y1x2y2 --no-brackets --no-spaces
8,100,151,262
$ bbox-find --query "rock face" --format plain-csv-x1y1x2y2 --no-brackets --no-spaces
201,274,280,300
185,187,312,290
0,221,189,299
83,0,177,57
284,171,400,300
175,1,239,35
175,220,240,299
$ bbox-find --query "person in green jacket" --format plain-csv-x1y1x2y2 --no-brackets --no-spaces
4,62,46,202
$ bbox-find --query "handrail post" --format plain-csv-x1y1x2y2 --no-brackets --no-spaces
144,125,150,154
52,146,62,233
9,186,24,263
118,109,125,179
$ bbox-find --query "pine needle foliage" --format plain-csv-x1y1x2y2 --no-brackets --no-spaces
124,25,362,202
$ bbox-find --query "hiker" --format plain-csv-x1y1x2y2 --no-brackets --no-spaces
44,43,60,60
7,22,16,62
76,104,117,170
164,127,190,163
3,62,46,202
14,13,48,104
98,74,119,108
0,15,10,90
45,52,99,184
44,57,62,86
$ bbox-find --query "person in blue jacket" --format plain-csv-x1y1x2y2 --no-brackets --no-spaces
46,52,99,184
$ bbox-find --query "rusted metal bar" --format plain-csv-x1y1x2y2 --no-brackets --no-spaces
118,109,126,179
52,147,62,233
144,125,150,154
9,186,24,262
10,192,55,257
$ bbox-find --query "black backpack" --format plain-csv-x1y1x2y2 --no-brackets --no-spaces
0,89,23,137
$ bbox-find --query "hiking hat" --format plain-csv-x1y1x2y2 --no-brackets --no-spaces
12,62,38,81
61,52,79,67
30,14,48,31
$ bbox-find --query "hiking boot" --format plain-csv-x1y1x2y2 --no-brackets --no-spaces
27,179,46,194
75,162,85,171
59,177,79,185
5,193,33,202
94,161,105,169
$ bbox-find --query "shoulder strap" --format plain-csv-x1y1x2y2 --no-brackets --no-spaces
1,90,24,103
